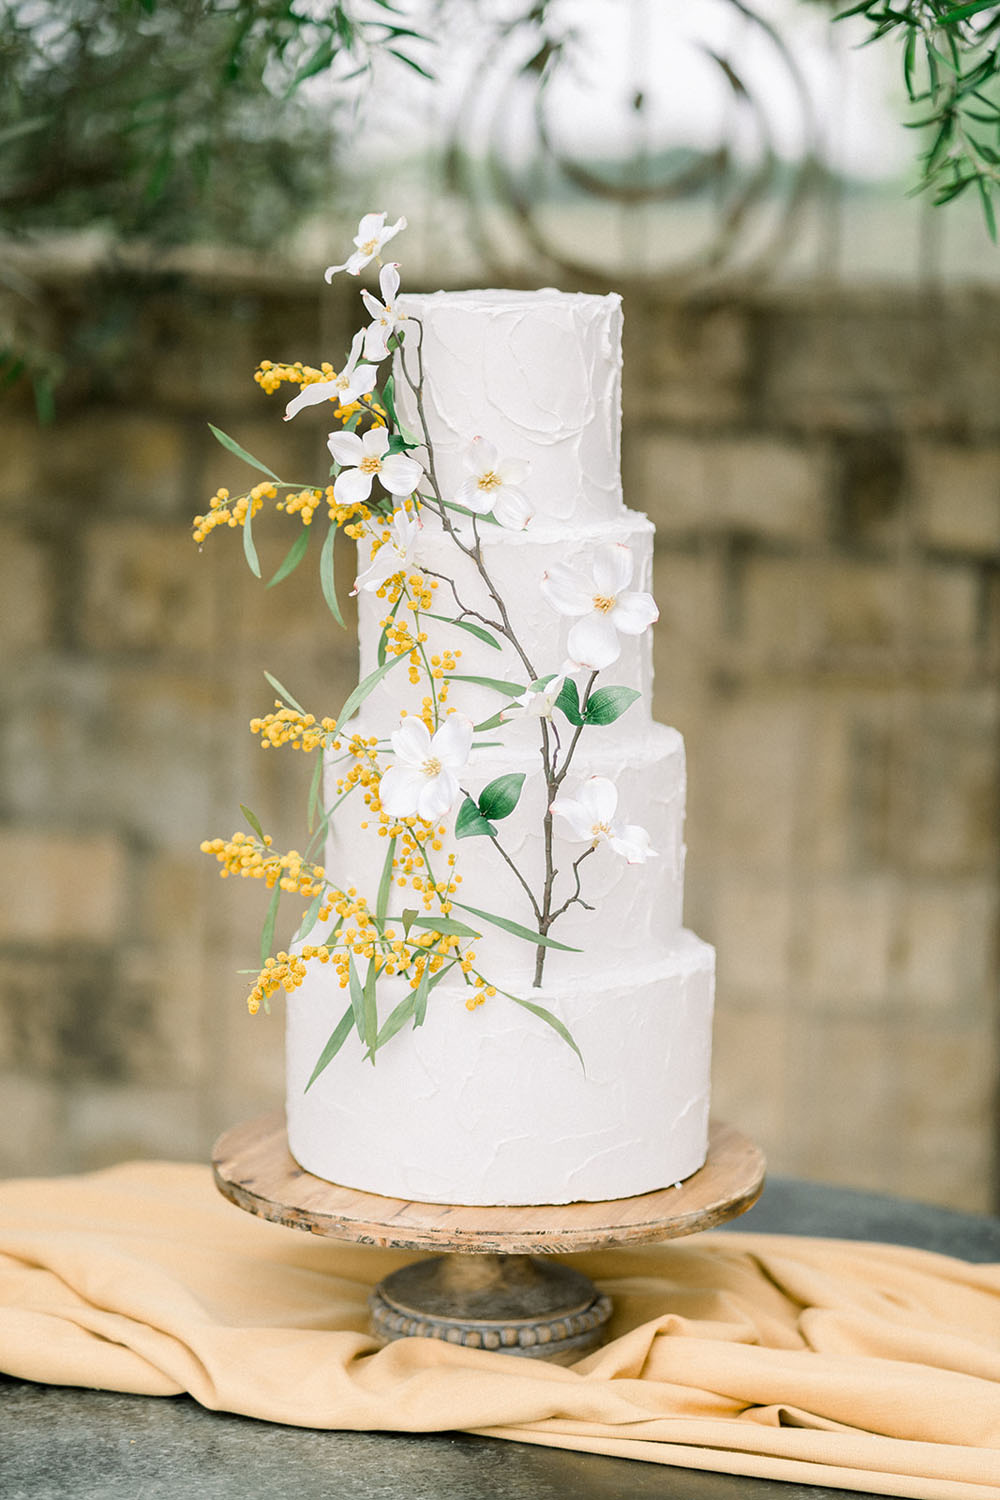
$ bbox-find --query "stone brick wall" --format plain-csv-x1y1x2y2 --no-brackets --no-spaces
2,267,998,1211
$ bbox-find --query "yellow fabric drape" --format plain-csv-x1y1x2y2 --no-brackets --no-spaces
2,1161,999,1500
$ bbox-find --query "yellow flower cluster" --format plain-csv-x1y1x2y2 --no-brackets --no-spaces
277,487,326,526
246,948,328,1015
192,482,276,544
201,832,330,909
254,361,387,427
250,705,339,752
331,734,381,801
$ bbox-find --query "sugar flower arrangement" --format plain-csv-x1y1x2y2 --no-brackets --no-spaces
195,212,658,1081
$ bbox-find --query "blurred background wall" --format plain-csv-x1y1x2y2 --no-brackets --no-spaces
1,0,998,1210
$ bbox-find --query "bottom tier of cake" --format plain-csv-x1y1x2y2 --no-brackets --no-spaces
285,931,715,1206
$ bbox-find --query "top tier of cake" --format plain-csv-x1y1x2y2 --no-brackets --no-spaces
397,288,625,529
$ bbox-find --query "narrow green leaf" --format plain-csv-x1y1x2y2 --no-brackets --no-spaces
305,1004,354,1090
363,957,378,1056
208,423,281,482
451,901,580,952
406,915,482,938
294,888,325,943
412,963,432,1027
555,677,583,726
374,990,416,1051
478,772,525,821
584,685,641,726
240,803,266,842
320,521,345,627
307,753,324,832
979,177,998,241
266,525,311,589
445,674,525,697
508,994,585,1070
941,0,996,20
455,796,497,839
424,613,502,650
348,954,365,1040
242,491,261,578
260,881,281,968
263,671,306,714
387,46,435,80
376,836,397,926
474,711,507,732
336,650,408,728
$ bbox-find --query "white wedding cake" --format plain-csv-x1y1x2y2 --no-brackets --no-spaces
284,287,715,1206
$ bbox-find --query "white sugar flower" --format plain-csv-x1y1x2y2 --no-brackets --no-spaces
379,715,473,823
328,424,423,506
503,673,566,722
455,437,532,530
325,212,407,281
352,510,421,596
540,543,658,671
283,330,377,422
361,263,405,362
550,776,656,864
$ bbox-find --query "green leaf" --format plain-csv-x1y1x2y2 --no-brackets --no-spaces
373,989,416,1052
320,521,345,627
478,772,525,821
387,46,435,80
412,964,432,1027
208,423,281,482
941,0,996,20
363,957,378,1056
240,803,266,842
584,685,641,725
336,650,408,727
445,674,525,697
508,995,585,1070
555,677,583,725
376,836,396,927
979,177,998,241
424,613,502,650
406,915,482,937
473,711,507,732
377,593,404,669
451,901,580,952
266,526,311,589
401,907,418,938
260,881,281,968
386,432,420,454
263,671,306,714
455,795,496,840
294,888,325,943
307,753,324,832
242,490,261,579
305,1004,355,1090
348,954,366,1041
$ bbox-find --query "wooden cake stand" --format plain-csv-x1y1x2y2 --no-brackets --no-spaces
213,1112,765,1364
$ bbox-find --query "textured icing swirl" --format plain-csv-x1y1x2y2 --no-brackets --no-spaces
396,289,624,527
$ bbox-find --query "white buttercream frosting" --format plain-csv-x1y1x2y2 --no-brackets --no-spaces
286,288,716,1205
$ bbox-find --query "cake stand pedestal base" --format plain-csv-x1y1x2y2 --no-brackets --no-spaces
212,1113,765,1362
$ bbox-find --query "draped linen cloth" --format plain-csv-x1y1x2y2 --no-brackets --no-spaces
1,1161,999,1500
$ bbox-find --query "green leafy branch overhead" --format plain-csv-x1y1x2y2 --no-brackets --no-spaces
835,0,1000,235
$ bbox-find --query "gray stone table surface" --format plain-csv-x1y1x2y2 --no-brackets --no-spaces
2,1175,999,1500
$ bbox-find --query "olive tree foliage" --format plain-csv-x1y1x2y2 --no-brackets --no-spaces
0,0,429,412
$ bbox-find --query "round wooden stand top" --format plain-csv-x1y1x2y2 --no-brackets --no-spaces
212,1113,765,1255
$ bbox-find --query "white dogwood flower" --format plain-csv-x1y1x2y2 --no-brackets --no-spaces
550,776,656,864
328,424,423,506
361,262,405,362
503,673,567,722
540,543,658,670
283,330,377,422
379,715,473,823
455,437,532,530
325,212,407,280
352,510,421,596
